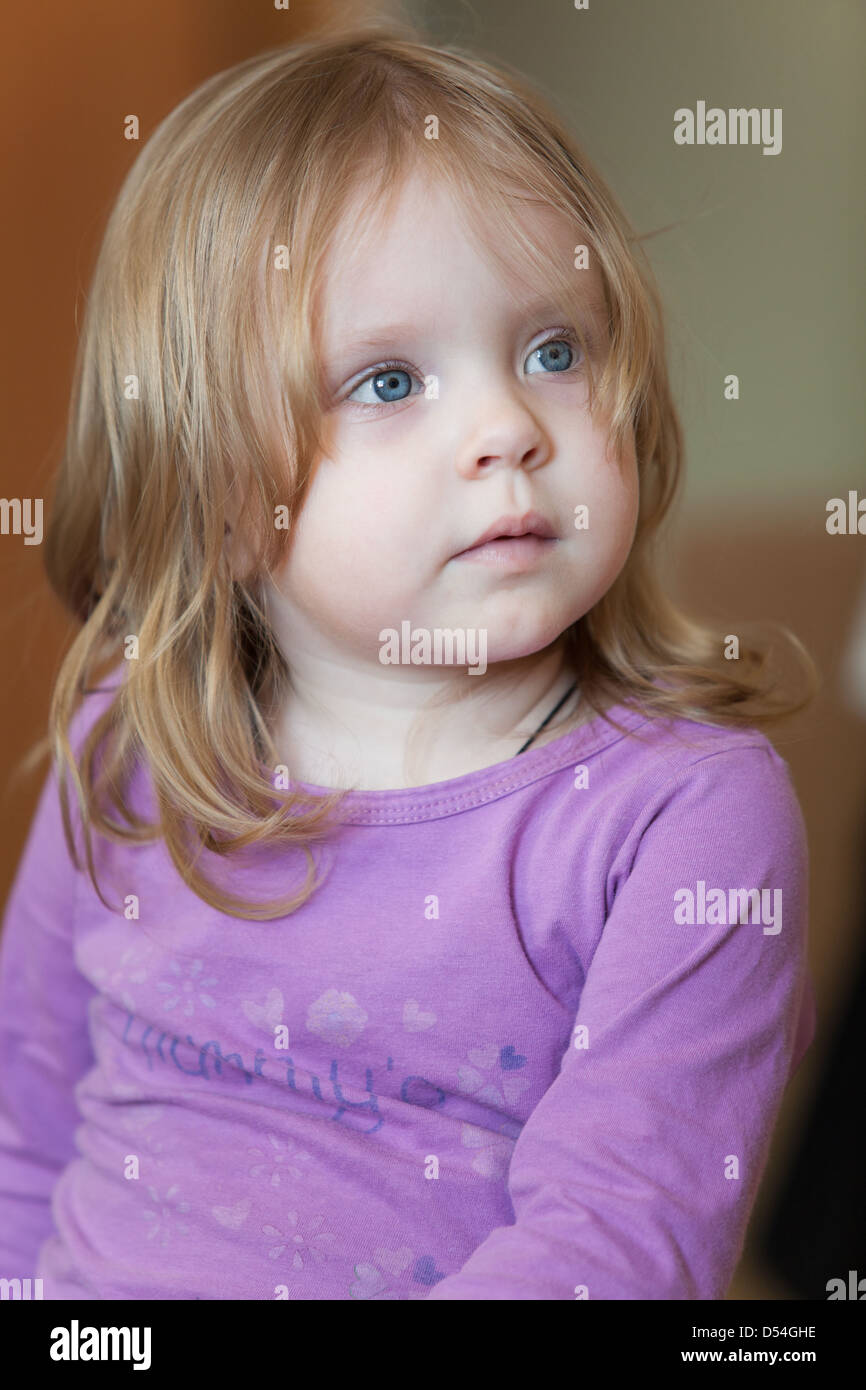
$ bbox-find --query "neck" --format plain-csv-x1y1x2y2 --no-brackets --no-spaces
260,636,585,790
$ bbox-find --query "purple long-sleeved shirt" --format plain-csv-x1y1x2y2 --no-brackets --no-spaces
0,669,815,1300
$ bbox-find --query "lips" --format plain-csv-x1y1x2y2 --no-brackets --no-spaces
455,510,557,557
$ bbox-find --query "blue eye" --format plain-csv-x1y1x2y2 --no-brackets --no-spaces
526,336,576,374
347,366,415,406
343,328,583,410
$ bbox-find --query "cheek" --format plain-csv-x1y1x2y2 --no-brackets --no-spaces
568,435,639,581
286,443,430,593
577,424,638,513
276,468,414,624
607,449,640,553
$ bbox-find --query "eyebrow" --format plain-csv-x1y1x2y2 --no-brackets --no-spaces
334,324,418,355
328,297,606,367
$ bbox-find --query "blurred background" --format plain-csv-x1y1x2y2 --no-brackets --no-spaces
1,0,864,1299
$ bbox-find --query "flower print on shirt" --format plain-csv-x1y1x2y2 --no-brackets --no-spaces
349,1265,403,1299
247,1133,314,1188
87,938,158,1013
460,1119,522,1179
306,989,368,1048
156,958,218,1018
141,1184,192,1247
455,1042,529,1178
262,1211,337,1270
456,1042,531,1107
119,1102,171,1170
349,1247,445,1299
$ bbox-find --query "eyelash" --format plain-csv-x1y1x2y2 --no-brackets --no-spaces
342,326,587,413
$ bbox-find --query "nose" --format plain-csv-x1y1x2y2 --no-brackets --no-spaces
454,398,552,480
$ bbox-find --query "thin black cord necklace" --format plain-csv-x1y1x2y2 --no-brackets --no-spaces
516,681,579,755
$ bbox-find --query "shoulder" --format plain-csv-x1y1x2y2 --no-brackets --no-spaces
527,705,805,863
550,704,807,866
603,705,798,796
596,710,807,867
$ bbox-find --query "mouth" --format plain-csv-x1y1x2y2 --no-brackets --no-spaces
451,510,558,569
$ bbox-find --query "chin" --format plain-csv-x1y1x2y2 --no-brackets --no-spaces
482,616,579,666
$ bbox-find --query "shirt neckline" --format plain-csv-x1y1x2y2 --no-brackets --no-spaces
90,666,654,827
285,700,653,824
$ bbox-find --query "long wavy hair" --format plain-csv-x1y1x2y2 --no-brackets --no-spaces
28,19,816,919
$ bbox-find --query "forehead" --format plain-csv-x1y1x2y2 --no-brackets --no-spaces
314,164,607,337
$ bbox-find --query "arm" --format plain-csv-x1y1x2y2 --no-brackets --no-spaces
427,740,815,1300
0,723,99,1278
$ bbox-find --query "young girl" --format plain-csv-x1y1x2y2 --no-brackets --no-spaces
0,23,817,1301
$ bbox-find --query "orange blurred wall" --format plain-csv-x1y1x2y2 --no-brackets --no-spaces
0,0,382,885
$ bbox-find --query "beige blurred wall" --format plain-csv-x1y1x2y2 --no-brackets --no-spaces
407,0,866,516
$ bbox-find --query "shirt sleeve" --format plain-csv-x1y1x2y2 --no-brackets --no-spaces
427,739,816,1300
0,709,100,1279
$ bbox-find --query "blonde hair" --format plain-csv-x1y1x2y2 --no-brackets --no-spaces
29,19,816,919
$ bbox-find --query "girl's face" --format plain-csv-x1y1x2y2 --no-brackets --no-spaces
263,165,639,678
